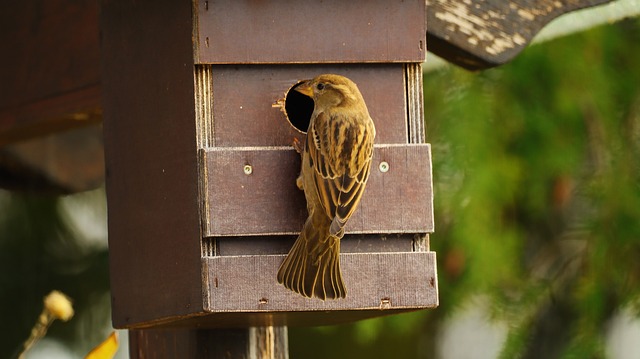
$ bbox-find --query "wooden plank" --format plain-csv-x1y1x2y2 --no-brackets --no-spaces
207,64,408,147
214,234,415,256
0,1,101,144
101,0,204,327
202,144,434,237
194,0,426,64
426,0,614,70
203,252,438,314
113,248,438,329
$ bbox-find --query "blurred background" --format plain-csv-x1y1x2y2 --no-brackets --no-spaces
1,10,639,359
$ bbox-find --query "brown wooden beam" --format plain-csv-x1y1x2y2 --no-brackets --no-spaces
0,0,101,145
426,0,614,70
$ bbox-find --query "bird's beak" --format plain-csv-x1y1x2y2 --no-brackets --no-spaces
294,81,314,98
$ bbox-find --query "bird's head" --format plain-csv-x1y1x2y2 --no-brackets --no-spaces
294,74,364,110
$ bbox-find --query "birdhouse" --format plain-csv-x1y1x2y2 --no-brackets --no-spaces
102,0,437,328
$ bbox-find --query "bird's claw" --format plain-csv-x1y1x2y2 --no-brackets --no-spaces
292,137,304,154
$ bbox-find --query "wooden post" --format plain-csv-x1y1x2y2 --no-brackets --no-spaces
129,327,288,359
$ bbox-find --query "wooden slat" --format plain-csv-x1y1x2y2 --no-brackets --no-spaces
214,234,415,256
102,0,204,328
208,64,408,147
203,252,438,314
114,247,438,329
194,0,426,64
426,0,614,70
202,252,438,313
202,144,434,237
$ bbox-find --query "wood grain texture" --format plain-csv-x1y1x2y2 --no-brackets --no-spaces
129,327,288,359
0,1,101,144
114,250,437,329
202,252,438,313
208,64,408,147
426,0,613,69
249,327,289,359
101,0,204,328
194,0,426,64
202,144,434,237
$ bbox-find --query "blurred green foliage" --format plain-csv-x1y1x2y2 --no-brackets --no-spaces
0,193,110,358
290,18,640,359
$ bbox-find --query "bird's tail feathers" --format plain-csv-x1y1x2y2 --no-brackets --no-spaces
277,218,346,300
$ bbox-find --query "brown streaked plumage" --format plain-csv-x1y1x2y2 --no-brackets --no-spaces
277,74,376,300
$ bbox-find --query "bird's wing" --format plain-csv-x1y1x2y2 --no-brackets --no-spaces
307,111,374,236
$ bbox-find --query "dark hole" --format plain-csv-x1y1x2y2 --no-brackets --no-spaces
284,82,314,133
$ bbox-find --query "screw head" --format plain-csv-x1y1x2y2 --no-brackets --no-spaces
379,161,389,173
243,164,253,175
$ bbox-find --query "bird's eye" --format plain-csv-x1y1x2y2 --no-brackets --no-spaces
316,83,325,91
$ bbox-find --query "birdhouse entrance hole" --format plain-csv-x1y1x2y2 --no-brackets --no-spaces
283,81,314,133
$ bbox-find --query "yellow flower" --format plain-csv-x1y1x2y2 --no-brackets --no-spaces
44,290,74,321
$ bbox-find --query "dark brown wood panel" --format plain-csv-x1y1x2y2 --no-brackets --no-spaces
202,144,434,237
203,252,438,313
214,234,415,256
0,1,101,143
426,0,613,70
129,327,289,359
113,250,438,329
194,0,426,64
101,0,204,327
209,64,408,147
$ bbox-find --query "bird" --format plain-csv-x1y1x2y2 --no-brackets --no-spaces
277,74,376,300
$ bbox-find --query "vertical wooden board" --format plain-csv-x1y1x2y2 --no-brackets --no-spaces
210,64,408,147
214,234,415,257
101,0,203,327
202,252,438,313
203,144,433,236
194,0,426,64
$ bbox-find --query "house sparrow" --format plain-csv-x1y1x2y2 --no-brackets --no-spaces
277,74,376,299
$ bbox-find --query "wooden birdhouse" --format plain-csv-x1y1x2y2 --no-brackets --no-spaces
102,0,437,328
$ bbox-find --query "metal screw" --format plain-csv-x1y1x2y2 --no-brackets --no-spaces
379,161,389,173
243,164,253,175
380,297,392,309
